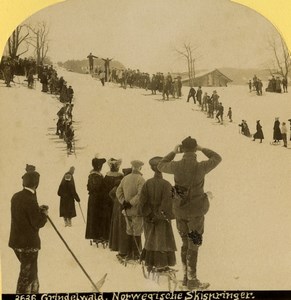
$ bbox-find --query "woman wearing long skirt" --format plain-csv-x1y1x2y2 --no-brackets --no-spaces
85,157,106,245
253,120,264,143
138,157,176,273
109,168,132,259
102,158,123,245
58,166,80,227
273,117,282,144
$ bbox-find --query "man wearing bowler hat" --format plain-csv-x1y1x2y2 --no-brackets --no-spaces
158,137,222,290
9,167,48,293
116,160,145,261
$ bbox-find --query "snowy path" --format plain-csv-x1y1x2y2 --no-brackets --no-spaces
0,72,291,292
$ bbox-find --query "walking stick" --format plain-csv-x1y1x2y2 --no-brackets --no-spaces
47,215,104,292
78,202,86,224
122,209,142,256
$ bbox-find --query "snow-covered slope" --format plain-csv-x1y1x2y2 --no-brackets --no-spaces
0,71,290,292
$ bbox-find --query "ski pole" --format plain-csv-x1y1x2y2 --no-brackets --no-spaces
123,209,142,256
47,215,100,292
78,202,86,224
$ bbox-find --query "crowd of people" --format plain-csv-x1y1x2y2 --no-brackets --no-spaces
238,117,290,147
182,84,290,148
1,56,77,154
186,88,230,124
265,75,288,93
248,74,288,95
4,52,291,294
32,63,77,154
0,56,37,87
9,137,222,292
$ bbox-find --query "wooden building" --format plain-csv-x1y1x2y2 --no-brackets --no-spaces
181,69,232,87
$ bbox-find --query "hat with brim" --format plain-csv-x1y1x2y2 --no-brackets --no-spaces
108,158,122,168
131,160,144,169
122,168,132,176
149,156,163,167
22,171,40,188
92,157,106,169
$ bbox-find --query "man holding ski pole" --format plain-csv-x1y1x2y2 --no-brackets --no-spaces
9,168,48,294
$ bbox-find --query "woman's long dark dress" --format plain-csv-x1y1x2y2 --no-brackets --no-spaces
85,171,104,240
102,172,123,242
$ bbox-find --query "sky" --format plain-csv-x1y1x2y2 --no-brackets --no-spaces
10,0,282,73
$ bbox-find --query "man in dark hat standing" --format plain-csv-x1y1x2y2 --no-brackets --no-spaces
158,137,222,290
139,157,176,273
116,160,145,261
9,169,48,293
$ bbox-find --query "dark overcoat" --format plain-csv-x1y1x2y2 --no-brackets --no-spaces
102,172,123,241
58,173,80,218
254,123,264,140
9,189,47,250
273,120,282,140
138,173,176,252
85,171,104,240
108,186,129,254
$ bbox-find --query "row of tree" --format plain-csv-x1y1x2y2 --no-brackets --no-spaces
6,22,50,66
4,22,291,82
175,36,290,84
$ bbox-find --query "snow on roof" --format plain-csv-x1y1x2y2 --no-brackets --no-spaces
181,68,233,82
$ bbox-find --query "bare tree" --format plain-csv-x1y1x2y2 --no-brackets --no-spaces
27,22,50,65
7,25,30,59
175,43,200,86
268,35,290,79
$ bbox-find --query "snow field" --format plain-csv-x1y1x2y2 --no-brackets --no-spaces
0,71,290,292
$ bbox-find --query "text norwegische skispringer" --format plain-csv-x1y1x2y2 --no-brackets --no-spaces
13,291,256,300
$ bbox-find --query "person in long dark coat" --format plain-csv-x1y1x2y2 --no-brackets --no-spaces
109,168,132,259
239,120,251,137
139,157,176,273
273,117,282,143
58,166,80,227
253,120,264,143
196,86,202,105
85,157,106,243
102,158,123,244
40,69,48,92
9,170,48,294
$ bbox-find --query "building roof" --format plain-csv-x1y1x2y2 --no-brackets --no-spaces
181,68,233,82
